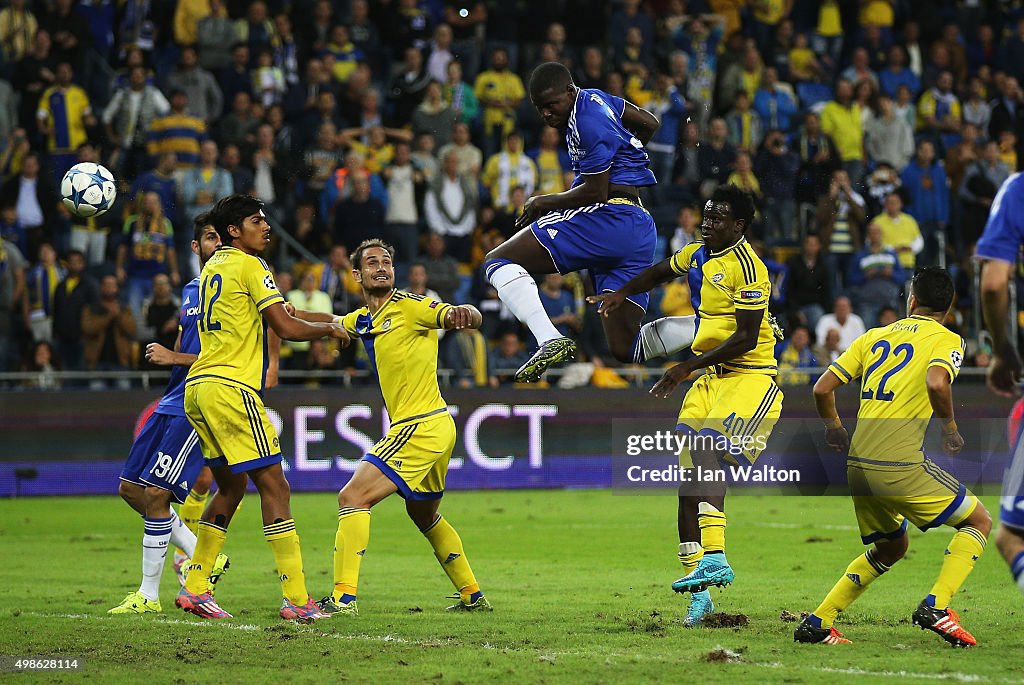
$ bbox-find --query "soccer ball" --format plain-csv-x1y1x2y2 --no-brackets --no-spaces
61,162,117,217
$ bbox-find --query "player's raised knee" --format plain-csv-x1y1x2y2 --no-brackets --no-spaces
963,502,993,537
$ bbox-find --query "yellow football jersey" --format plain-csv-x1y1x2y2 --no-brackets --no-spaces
829,315,966,463
186,246,285,394
669,238,778,374
341,290,453,425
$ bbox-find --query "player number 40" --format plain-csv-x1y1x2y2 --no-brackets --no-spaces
861,341,914,402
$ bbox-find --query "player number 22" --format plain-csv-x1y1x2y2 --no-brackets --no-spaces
861,340,914,402
199,274,223,332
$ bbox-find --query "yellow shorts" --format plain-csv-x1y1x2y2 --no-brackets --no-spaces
363,411,456,500
676,371,783,466
849,457,979,544
184,381,282,473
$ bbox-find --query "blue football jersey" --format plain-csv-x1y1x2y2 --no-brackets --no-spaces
976,172,1024,264
155,278,201,417
566,88,657,189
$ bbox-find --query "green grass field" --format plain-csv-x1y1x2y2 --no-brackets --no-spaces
1,490,1021,684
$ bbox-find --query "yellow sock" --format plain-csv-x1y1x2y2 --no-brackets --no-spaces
333,507,370,603
697,502,727,553
264,519,309,605
175,489,208,556
812,548,890,628
422,515,481,601
929,526,987,609
184,521,226,595
678,541,704,574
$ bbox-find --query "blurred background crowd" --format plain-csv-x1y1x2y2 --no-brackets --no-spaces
0,0,1021,389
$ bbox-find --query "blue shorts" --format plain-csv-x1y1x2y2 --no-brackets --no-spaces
1003,418,1024,532
531,199,656,311
120,412,203,504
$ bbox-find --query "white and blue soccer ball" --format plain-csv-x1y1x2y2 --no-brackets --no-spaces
61,162,117,217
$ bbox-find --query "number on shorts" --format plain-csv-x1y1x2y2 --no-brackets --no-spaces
150,451,173,478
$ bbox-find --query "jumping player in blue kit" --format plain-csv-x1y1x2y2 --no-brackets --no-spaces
483,62,695,382
976,171,1024,596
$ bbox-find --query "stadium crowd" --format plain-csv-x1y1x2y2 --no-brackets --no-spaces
0,0,1020,388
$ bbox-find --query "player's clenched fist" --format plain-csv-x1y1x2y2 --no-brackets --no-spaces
145,342,175,365
445,304,483,330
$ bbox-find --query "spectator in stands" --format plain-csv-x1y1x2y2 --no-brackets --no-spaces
217,91,260,151
217,43,253,110
12,30,55,138
960,140,1010,248
388,46,431,128
41,0,90,71
19,339,60,390
776,324,817,386
841,48,879,90
310,244,361,317
147,90,206,169
37,61,94,184
527,125,571,196
421,232,460,304
0,205,23,256
166,46,224,124
865,94,914,171
23,241,63,342
382,141,422,261
0,152,56,260
283,270,333,369
879,44,920,100
426,23,454,83
753,66,797,133
576,45,606,91
250,124,288,212
141,273,179,358
300,0,334,59
917,71,962,153
411,80,456,149
726,151,762,207
669,205,699,256
425,150,477,263
815,168,866,294
847,222,905,327
677,13,725,109
482,131,536,209
195,0,236,72
221,144,254,196
118,191,179,322
332,170,386,252
325,24,363,85
792,110,838,216
698,117,736,199
642,72,686,193
0,0,37,65
446,0,486,80
670,120,702,203
181,140,232,231
1001,17,1024,83
0,235,25,373
821,79,865,188
82,274,136,390
899,140,948,265
962,76,991,133
862,162,902,218
813,326,843,365
539,273,580,340
872,191,923,271
475,46,525,157
719,42,763,112
754,129,800,243
987,76,1024,148
488,331,528,387
129,152,178,228
444,59,479,125
348,0,381,74
785,233,831,331
438,121,482,178
104,64,170,180
726,91,763,154
815,296,865,354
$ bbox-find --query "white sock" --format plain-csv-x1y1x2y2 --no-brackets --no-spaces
139,516,173,601
168,511,197,558
487,262,562,345
678,541,703,555
636,316,696,362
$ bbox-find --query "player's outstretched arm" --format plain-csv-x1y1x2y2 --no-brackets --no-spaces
145,330,197,366
980,258,1022,397
813,369,850,453
515,170,611,229
926,366,964,455
588,257,677,316
620,100,660,146
262,302,351,346
443,304,483,330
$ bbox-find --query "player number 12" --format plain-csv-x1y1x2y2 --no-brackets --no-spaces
199,274,223,332
861,340,914,402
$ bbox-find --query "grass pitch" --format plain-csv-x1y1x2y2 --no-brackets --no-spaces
1,490,1021,683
